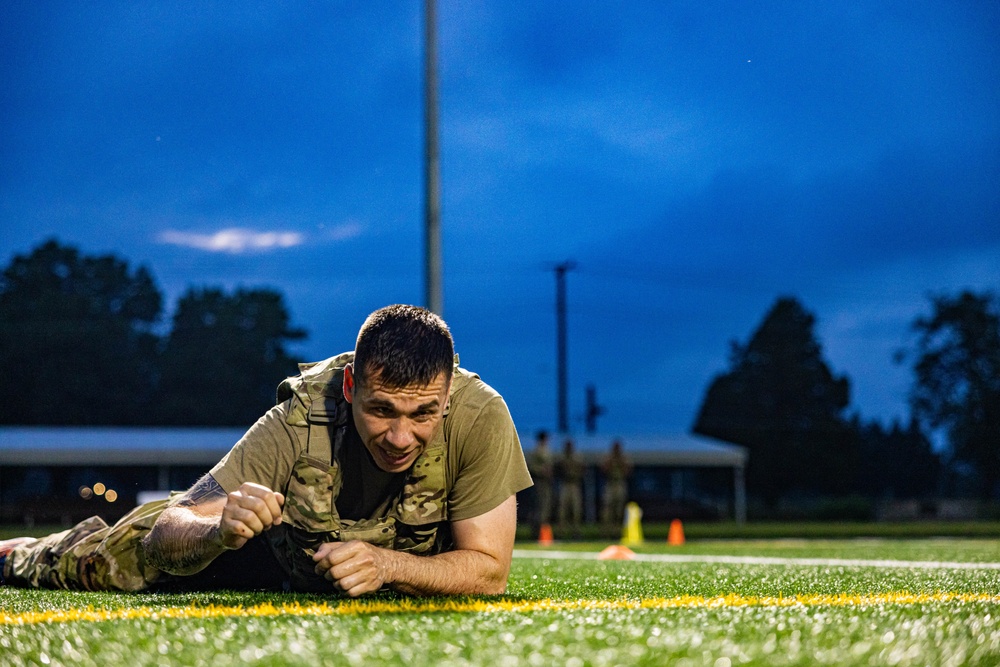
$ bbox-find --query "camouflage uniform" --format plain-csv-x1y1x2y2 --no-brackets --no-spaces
3,499,170,591
265,353,455,592
527,443,554,528
557,449,585,533
600,451,632,529
3,353,467,593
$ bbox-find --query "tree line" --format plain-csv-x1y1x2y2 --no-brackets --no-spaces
0,239,306,426
693,294,1000,503
3,239,997,502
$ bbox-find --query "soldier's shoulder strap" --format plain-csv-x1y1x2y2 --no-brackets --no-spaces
276,351,354,428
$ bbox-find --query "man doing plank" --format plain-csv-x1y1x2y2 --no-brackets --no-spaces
0,305,532,596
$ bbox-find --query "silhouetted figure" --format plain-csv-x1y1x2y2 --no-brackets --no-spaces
557,438,584,537
600,439,633,535
527,430,554,530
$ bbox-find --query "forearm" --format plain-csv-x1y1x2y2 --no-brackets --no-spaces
140,506,227,576
317,497,519,597
383,547,509,596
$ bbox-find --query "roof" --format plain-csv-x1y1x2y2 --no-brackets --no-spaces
0,427,748,469
0,427,245,466
523,432,748,467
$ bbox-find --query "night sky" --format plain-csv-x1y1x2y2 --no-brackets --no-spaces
2,2,998,438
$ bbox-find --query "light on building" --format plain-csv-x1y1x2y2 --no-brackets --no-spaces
79,486,93,500
93,482,106,496
105,489,118,503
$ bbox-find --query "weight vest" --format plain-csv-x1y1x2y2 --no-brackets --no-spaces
268,352,458,591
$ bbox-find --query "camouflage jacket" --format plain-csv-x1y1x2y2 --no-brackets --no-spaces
527,446,554,481
269,352,454,591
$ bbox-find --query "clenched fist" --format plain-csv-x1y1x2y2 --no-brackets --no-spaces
313,540,399,597
218,482,285,550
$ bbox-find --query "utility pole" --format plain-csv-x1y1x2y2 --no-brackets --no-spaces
585,384,605,433
423,0,443,315
554,261,576,433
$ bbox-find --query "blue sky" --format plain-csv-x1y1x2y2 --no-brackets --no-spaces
2,1,998,438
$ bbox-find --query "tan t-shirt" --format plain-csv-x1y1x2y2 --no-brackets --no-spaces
209,366,532,523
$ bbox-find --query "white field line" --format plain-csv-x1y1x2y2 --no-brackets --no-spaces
513,549,1000,570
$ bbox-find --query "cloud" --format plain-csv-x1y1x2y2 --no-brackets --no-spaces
156,221,364,254
157,228,304,253
321,221,364,242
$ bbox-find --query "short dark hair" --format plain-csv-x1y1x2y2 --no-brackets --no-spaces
354,304,454,389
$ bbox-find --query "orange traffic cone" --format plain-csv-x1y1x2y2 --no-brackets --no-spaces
597,544,635,560
538,523,553,546
667,519,685,546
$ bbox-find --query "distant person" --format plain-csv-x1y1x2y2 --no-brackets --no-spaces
527,430,554,531
600,439,633,534
0,305,532,597
556,438,585,537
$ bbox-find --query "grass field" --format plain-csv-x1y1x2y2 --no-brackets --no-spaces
2,538,999,666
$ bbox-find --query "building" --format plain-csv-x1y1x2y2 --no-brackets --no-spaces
0,427,243,525
523,432,748,524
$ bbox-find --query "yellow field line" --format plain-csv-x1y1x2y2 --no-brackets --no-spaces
2,592,999,626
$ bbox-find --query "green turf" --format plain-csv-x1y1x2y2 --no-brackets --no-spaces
2,539,999,666
516,520,1000,541
520,537,1000,563
9,519,1000,542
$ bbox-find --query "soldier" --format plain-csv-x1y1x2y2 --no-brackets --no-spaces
0,305,532,597
526,430,554,531
600,439,633,535
556,438,585,537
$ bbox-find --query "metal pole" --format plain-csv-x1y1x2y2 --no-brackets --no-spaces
734,464,747,525
554,261,575,432
424,0,443,315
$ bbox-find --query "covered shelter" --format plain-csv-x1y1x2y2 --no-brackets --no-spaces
0,427,749,527
0,426,244,524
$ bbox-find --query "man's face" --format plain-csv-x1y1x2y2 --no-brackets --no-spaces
344,365,451,473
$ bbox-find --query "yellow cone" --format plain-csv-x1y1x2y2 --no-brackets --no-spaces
621,501,644,546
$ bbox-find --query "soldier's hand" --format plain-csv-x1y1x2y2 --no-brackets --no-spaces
312,541,396,597
218,482,285,550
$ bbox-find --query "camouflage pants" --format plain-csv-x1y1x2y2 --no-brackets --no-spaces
4,503,317,594
558,482,583,530
535,480,553,527
3,504,447,594
3,499,169,591
601,480,628,527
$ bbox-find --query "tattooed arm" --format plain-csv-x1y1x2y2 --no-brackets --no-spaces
141,474,285,576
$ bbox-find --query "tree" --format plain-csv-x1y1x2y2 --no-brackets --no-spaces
156,287,307,425
0,239,162,424
854,417,941,499
693,297,857,504
907,291,1000,499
